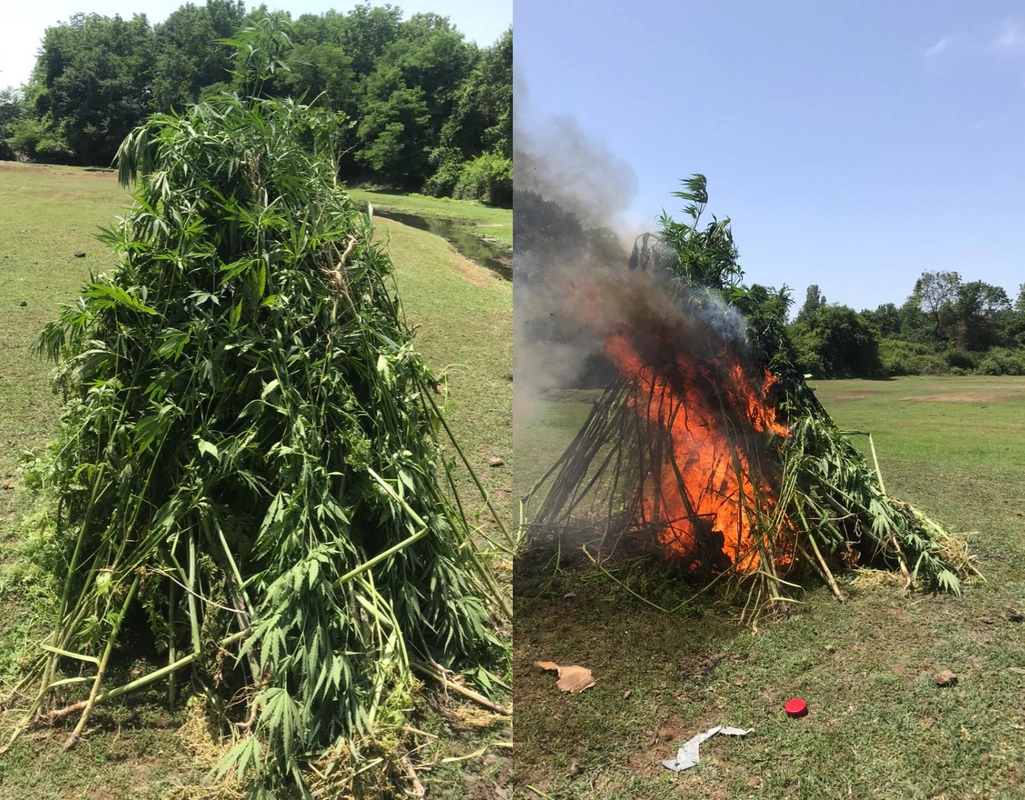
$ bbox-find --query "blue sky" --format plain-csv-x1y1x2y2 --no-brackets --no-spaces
515,0,1025,311
0,0,510,90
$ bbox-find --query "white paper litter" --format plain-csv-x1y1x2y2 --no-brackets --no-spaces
662,725,754,772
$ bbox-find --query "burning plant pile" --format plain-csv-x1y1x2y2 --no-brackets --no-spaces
521,176,975,625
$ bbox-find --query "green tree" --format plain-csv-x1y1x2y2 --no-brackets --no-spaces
12,1,509,193
897,295,932,343
796,284,826,322
27,13,156,165
0,88,24,160
338,3,403,80
280,41,354,110
426,28,512,197
1015,284,1025,314
356,83,430,178
437,31,510,157
790,304,885,379
1004,284,1025,349
860,302,902,337
954,280,1011,351
911,270,961,341
151,0,244,111
356,13,472,185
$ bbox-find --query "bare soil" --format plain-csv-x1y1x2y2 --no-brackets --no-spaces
900,392,1025,403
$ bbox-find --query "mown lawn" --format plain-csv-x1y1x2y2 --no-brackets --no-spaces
0,161,511,799
514,376,1025,799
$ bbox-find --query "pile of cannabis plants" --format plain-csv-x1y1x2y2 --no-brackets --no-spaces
3,88,505,795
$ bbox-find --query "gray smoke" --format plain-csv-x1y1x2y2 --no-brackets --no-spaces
513,107,639,421
513,92,755,446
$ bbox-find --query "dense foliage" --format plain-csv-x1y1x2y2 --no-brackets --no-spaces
792,275,1025,379
7,33,505,796
1,1,512,204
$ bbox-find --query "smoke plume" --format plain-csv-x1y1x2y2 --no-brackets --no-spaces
513,99,752,430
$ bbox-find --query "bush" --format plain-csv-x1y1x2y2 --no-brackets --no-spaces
6,116,74,163
788,321,825,378
977,348,1025,376
787,306,886,379
879,339,946,376
945,346,979,371
423,147,464,197
453,151,512,206
0,88,23,161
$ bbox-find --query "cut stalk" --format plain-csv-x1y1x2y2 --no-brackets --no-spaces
47,630,248,723
411,661,510,716
64,573,141,750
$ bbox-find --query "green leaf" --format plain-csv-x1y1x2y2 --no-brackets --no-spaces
197,438,220,461
214,734,263,781
261,379,280,399
82,282,157,314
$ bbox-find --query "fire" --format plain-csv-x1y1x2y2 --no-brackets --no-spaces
605,327,790,573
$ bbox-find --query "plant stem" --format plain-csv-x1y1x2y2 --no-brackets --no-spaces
411,661,510,716
64,573,141,750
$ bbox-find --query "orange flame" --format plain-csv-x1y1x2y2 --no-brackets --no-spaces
605,328,790,573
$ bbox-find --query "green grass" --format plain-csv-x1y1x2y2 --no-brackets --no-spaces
514,376,1025,799
347,188,512,247
0,162,511,798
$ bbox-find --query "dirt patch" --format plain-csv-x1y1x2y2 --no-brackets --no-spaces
627,716,691,777
900,392,1025,404
678,651,747,681
453,254,499,288
829,392,877,402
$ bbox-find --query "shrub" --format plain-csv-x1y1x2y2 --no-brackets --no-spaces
787,306,886,379
6,116,74,163
977,348,1025,376
423,146,464,197
945,346,978,371
0,89,22,161
453,151,512,206
788,321,825,378
879,339,946,376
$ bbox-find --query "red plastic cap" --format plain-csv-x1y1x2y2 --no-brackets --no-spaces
785,698,807,717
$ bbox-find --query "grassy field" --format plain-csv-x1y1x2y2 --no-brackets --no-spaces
0,161,511,798
514,376,1025,799
347,188,512,248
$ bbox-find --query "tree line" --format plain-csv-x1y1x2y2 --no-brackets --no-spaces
791,273,1025,378
517,185,1025,381
0,1,512,205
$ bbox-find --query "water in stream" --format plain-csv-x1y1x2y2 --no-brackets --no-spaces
373,209,512,281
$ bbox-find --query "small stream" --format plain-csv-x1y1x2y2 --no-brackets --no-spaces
373,209,512,281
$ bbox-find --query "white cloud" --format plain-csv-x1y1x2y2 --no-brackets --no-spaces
924,36,952,60
992,20,1025,55
920,20,1025,73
